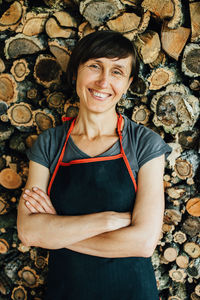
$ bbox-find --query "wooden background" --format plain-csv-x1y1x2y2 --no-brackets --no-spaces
0,0,200,299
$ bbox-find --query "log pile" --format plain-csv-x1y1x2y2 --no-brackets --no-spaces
0,0,199,299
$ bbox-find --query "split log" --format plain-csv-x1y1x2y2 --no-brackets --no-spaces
0,1,24,32
182,216,200,238
134,30,161,64
131,105,150,125
186,198,200,217
25,135,38,148
79,0,124,28
45,11,77,38
184,242,200,259
167,0,183,29
0,168,22,189
4,34,47,59
0,58,5,73
189,2,200,42
48,40,71,72
18,266,39,288
10,59,30,82
150,84,199,134
0,197,9,215
33,109,56,133
182,43,200,77
169,268,187,283
176,254,189,269
16,12,49,36
141,0,174,20
149,51,166,68
147,67,176,90
164,209,182,225
34,54,62,88
11,285,27,300
173,231,186,244
161,23,190,61
78,21,95,38
0,73,18,104
7,103,33,128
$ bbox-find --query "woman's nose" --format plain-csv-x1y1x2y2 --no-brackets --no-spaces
95,71,109,88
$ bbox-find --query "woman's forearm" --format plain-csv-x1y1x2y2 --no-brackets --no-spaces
65,224,157,258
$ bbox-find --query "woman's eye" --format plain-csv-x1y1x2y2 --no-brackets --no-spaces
113,70,122,76
89,64,99,69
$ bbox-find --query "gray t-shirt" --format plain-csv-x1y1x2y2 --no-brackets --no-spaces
27,115,172,181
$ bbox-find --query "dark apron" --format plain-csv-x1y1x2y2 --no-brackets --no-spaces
45,115,159,300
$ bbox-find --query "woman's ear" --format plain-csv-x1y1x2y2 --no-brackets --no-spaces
128,76,133,89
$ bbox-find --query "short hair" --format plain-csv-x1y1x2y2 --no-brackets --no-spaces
66,30,140,90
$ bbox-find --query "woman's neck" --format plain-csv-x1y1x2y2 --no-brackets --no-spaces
72,109,119,140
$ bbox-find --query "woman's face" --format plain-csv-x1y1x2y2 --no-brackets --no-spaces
75,56,133,114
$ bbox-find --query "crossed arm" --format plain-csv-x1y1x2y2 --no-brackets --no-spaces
17,155,165,258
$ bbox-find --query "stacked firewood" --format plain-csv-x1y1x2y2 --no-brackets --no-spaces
0,0,199,299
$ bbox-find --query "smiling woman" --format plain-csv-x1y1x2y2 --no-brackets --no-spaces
17,30,172,300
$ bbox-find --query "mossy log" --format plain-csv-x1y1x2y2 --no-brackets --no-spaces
182,43,200,77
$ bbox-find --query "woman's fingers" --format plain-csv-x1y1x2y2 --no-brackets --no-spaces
23,193,46,213
32,187,56,214
23,188,56,214
25,200,42,213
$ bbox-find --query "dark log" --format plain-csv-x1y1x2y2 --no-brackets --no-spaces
18,266,39,288
33,54,62,88
64,101,79,118
129,76,148,96
4,34,47,59
49,40,71,72
47,91,65,110
33,109,56,133
182,216,200,238
182,43,200,77
0,124,14,142
178,129,199,150
79,0,124,28
11,285,27,300
25,135,38,148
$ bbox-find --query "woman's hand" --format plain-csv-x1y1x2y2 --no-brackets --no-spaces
22,187,56,215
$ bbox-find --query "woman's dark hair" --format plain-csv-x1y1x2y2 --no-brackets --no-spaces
66,30,140,90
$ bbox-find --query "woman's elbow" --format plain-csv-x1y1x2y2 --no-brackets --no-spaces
17,223,38,247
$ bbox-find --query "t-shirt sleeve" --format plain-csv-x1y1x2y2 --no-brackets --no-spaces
136,125,172,169
26,129,52,168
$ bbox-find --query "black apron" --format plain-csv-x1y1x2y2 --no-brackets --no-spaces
45,114,159,300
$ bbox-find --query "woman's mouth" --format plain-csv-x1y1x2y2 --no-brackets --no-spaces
88,88,111,100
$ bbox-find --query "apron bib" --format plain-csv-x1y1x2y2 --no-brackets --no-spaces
45,115,159,300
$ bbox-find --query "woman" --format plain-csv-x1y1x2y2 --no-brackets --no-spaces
17,30,171,300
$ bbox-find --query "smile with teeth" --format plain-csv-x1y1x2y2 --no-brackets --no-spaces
89,89,111,99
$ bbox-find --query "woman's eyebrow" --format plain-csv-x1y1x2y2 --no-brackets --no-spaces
92,59,126,70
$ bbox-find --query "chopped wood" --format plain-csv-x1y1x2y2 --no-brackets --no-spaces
33,110,55,133
18,266,39,288
0,73,18,104
184,242,200,259
7,103,33,127
11,286,27,300
141,0,174,20
167,0,183,29
118,97,134,109
129,76,148,96
64,101,80,118
149,51,166,68
176,255,189,269
131,105,150,125
190,292,200,300
47,92,65,110
166,187,185,199
78,21,95,38
147,67,175,90
161,23,190,61
169,268,187,283
164,247,178,262
0,1,23,32
34,256,47,269
48,40,70,72
182,43,200,77
16,12,49,36
164,209,182,225
0,168,22,189
107,12,140,34
34,54,62,88
162,223,175,233
79,0,124,28
186,198,200,217
168,297,181,300
178,129,199,150
0,124,14,142
134,30,161,64
173,231,186,244
0,58,5,73
27,88,38,100
174,158,193,180
195,284,200,296
189,2,200,42
25,135,38,148
182,216,200,238
0,197,8,215
151,84,199,134
10,59,30,82
0,238,9,254
4,34,46,59
189,79,200,91
45,11,77,38
187,258,200,278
